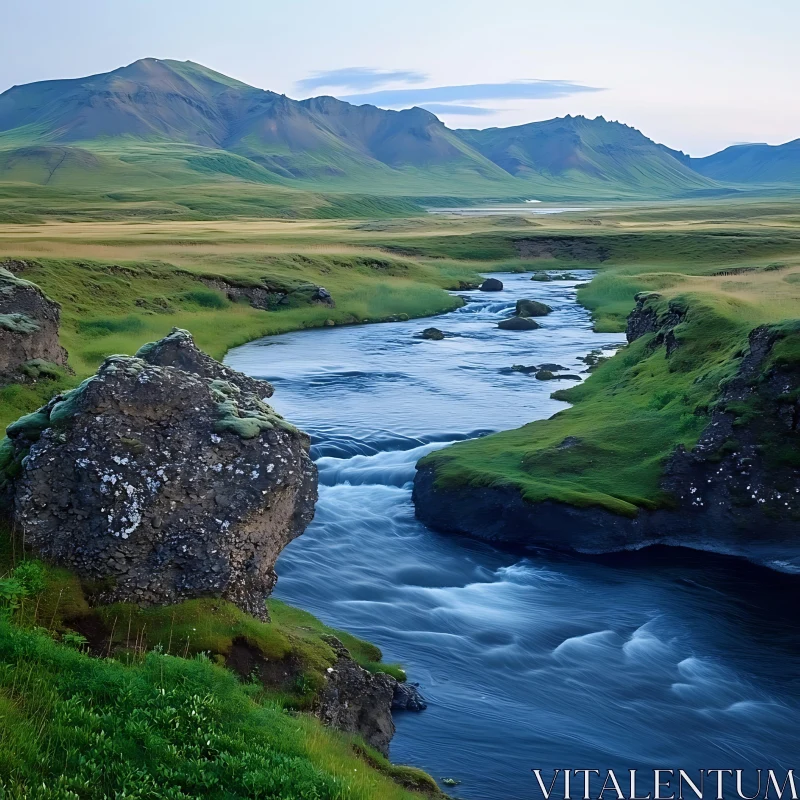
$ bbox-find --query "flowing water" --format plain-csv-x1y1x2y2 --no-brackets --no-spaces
226,273,800,800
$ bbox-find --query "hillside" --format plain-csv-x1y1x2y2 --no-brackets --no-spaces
456,115,716,195
687,139,800,186
0,58,742,212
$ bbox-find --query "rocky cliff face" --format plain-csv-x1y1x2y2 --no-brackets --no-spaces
0,268,68,382
315,636,397,756
414,299,800,570
3,329,316,617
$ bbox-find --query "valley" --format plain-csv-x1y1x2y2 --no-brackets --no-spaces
0,54,798,800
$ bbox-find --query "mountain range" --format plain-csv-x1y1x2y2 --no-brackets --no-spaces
0,58,796,213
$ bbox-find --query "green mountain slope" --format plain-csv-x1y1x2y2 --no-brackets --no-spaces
0,57,781,212
687,140,800,185
456,115,718,194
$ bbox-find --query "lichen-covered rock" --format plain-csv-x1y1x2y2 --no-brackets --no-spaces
5,329,316,618
0,269,68,382
136,328,273,399
315,636,396,756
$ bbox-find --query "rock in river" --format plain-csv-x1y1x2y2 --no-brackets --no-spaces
2,328,317,619
516,299,552,317
480,277,504,291
420,327,445,340
498,316,540,331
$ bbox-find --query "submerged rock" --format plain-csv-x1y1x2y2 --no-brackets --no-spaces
4,328,316,619
531,273,552,282
516,299,552,317
480,278,504,292
498,317,540,331
538,363,566,372
420,327,445,340
0,269,68,383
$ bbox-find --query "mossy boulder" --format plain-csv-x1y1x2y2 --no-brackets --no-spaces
7,329,316,619
515,299,552,317
0,268,68,383
531,273,552,282
498,317,540,331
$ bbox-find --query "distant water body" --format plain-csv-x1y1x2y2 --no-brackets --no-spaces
226,274,800,800
427,206,593,216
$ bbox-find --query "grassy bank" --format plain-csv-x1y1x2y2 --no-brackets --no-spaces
0,219,510,429
418,202,800,516
0,534,439,799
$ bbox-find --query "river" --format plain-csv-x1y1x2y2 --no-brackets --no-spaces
226,272,800,800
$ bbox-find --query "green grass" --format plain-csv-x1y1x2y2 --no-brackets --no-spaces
0,533,434,799
0,623,436,800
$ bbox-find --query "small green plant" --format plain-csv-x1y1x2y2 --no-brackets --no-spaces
61,631,88,650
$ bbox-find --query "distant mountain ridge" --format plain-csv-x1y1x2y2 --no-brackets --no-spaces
0,58,796,203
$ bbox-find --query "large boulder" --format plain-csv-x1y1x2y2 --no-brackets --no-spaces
516,299,552,317
479,278,503,292
3,329,316,619
498,317,540,331
0,268,68,383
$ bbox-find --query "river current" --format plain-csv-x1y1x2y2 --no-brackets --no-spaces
226,273,800,800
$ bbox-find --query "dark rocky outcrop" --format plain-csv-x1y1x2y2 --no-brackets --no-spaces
315,636,397,756
420,327,445,340
498,317,539,331
515,237,610,262
626,292,686,356
391,682,427,712
509,363,566,375
3,329,316,618
199,277,335,311
415,310,800,570
480,278,503,292
516,299,552,318
0,268,68,383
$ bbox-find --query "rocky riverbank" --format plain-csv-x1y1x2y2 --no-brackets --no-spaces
414,292,800,570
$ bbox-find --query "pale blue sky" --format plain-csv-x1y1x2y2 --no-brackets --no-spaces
3,0,798,155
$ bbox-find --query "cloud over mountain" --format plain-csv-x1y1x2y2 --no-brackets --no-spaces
340,79,604,107
296,67,427,92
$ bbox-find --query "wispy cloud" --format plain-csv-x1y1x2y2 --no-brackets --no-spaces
419,104,496,116
341,80,603,107
296,67,427,92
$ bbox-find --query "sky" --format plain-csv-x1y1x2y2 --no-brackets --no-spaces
3,0,799,156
